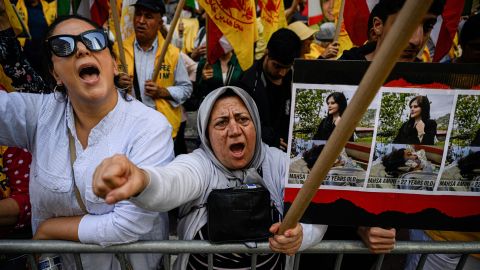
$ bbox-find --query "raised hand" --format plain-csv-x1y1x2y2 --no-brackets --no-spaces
92,154,149,204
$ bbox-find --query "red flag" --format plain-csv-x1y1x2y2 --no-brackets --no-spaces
432,0,464,62
307,0,324,25
206,15,225,65
343,0,371,46
91,0,110,26
77,0,110,26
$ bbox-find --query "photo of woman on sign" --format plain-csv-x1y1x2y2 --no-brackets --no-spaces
393,95,437,145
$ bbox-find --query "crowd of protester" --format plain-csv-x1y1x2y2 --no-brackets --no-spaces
0,0,479,269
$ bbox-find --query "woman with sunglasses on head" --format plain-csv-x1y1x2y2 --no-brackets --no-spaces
0,9,173,270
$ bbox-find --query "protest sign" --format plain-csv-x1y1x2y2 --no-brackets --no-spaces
285,60,480,230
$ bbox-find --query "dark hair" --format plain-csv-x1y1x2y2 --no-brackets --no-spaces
267,28,301,65
382,148,407,177
42,15,125,98
370,0,445,26
326,92,348,117
459,13,480,47
458,151,480,179
409,95,431,121
303,144,325,169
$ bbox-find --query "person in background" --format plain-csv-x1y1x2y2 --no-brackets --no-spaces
287,21,317,59
0,11,174,269
195,36,243,98
92,86,328,270
315,22,340,59
0,146,32,270
16,0,56,81
405,13,480,270
238,28,301,151
455,12,480,63
116,0,192,146
339,0,445,62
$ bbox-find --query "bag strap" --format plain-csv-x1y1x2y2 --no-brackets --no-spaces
133,61,143,102
67,129,87,213
67,129,134,270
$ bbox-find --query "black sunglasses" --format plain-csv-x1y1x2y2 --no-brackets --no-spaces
46,29,108,57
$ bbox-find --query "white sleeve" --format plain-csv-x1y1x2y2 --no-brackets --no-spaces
0,92,43,148
130,154,208,212
299,223,328,251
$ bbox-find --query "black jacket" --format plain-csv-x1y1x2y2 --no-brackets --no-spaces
393,119,437,145
237,59,292,149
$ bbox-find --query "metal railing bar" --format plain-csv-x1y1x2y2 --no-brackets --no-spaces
1,240,479,254
293,254,301,270
74,253,83,270
416,254,428,270
455,254,468,270
208,253,213,270
334,253,343,270
251,254,257,270
163,254,171,270
374,254,385,270
27,254,37,270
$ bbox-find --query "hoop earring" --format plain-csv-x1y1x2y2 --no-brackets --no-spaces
53,83,67,102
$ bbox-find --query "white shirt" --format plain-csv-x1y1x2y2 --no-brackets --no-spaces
0,91,175,270
134,37,192,109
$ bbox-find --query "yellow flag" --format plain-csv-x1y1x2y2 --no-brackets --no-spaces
258,0,287,44
198,0,257,71
3,0,28,37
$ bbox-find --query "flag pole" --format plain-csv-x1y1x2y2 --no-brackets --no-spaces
152,0,186,80
333,0,345,42
278,0,434,234
110,0,127,73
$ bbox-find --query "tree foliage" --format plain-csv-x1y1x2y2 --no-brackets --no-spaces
293,89,326,139
452,95,480,146
378,93,414,143
359,109,376,128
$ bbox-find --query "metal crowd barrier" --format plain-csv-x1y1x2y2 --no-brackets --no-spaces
1,240,479,270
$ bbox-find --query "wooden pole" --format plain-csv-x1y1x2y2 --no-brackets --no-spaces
278,0,434,234
333,0,345,42
110,0,127,73
151,0,186,80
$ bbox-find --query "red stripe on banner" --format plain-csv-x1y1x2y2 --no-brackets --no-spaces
284,188,480,218
384,78,451,89
343,0,370,46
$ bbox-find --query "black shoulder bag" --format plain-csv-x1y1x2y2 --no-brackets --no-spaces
206,184,278,244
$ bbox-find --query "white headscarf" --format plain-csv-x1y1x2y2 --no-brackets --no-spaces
196,86,266,183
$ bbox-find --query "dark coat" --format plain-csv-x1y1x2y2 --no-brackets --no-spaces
393,119,437,145
312,116,355,141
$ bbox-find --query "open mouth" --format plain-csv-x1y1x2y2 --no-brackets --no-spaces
79,65,100,82
229,143,245,156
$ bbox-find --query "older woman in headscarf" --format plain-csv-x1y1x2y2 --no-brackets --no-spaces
93,86,328,269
